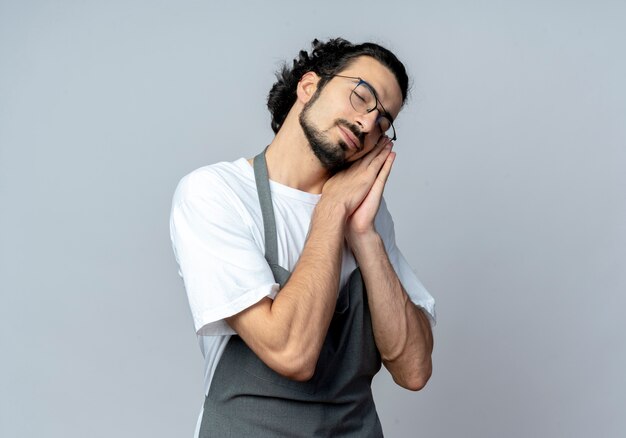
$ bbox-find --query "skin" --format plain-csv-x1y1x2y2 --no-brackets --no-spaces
230,55,433,390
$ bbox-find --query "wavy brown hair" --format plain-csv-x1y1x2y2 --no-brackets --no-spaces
267,38,409,134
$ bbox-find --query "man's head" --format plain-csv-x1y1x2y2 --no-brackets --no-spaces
267,38,409,172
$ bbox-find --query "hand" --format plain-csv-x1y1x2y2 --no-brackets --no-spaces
346,137,395,241
321,138,394,217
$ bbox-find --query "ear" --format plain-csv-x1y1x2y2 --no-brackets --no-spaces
296,71,320,104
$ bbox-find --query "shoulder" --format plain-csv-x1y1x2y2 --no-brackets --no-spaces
170,158,262,235
173,158,254,205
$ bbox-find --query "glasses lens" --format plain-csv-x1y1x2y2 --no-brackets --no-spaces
377,115,396,140
350,82,377,113
348,80,397,140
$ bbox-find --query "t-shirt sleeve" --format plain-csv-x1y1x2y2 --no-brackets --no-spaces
169,168,279,336
375,198,437,326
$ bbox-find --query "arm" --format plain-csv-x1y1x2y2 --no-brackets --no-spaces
226,142,394,381
226,199,347,381
350,232,433,390
346,148,433,391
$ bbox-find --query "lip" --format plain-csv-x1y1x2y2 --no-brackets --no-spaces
338,126,360,151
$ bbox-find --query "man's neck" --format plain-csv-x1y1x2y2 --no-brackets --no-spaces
251,122,331,195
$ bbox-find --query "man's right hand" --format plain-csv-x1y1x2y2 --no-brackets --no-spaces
321,140,394,217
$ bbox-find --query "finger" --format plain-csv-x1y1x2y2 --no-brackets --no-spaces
371,136,393,157
369,151,396,196
379,150,396,181
359,136,393,166
366,143,393,173
374,134,393,149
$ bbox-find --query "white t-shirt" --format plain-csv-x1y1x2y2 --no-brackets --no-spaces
169,157,436,399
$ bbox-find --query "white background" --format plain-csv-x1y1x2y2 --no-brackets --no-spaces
1,1,625,437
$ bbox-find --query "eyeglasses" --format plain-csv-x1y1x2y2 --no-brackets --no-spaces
333,74,397,141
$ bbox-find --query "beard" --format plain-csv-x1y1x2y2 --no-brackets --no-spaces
299,96,361,174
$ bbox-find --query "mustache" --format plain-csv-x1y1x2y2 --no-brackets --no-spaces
336,119,364,147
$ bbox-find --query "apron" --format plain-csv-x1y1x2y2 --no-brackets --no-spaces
199,150,383,437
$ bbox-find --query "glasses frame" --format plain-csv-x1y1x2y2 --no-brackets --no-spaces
332,74,397,141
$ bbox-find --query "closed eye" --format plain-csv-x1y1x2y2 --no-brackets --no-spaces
353,90,367,103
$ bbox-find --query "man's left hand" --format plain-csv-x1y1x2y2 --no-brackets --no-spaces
346,136,395,243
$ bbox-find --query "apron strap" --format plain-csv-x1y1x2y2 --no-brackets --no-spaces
253,148,279,267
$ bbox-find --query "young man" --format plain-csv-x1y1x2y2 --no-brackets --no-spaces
170,38,436,437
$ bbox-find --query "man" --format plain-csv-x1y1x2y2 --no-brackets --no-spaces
170,38,436,437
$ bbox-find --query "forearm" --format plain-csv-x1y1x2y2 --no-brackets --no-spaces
272,199,347,362
350,231,433,390
228,198,348,380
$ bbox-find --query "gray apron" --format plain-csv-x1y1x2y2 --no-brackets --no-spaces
199,150,383,437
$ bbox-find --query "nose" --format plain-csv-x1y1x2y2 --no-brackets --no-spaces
354,109,380,135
